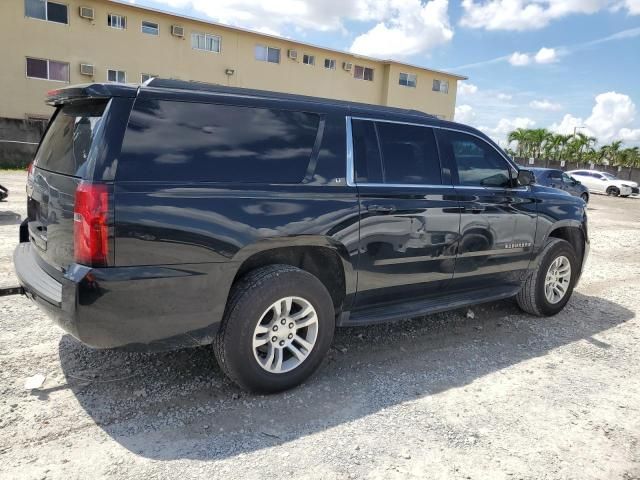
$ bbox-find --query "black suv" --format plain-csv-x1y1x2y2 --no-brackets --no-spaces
14,79,589,392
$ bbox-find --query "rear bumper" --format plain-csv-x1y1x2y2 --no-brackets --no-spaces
13,242,236,350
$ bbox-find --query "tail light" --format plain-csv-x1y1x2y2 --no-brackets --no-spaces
27,162,34,176
74,182,110,266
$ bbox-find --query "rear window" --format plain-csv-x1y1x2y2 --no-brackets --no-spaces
118,99,321,183
34,101,108,177
352,119,441,185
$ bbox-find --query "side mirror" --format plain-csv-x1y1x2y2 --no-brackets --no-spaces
516,169,535,187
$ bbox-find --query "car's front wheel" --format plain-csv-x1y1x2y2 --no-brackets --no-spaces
214,265,335,393
516,238,579,316
606,186,620,196
580,192,589,203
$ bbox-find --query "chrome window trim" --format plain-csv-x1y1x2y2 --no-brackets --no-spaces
357,182,454,189
345,115,521,188
345,116,355,186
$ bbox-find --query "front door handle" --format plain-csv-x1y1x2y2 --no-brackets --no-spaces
367,204,397,213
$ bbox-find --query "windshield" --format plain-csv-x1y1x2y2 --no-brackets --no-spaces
34,100,108,177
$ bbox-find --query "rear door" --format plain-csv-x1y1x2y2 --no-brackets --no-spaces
435,128,537,291
350,118,460,309
27,100,109,272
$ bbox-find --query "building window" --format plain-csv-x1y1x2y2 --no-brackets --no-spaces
107,69,126,83
399,73,417,88
25,0,68,24
432,79,449,94
141,73,157,83
324,58,336,70
26,57,69,82
141,21,159,36
108,14,126,29
354,65,374,81
191,32,221,53
255,45,280,64
303,54,315,66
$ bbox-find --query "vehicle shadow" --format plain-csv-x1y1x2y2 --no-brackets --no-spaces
0,211,21,225
58,292,632,460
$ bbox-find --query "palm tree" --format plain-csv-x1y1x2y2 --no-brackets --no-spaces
507,128,529,159
619,146,640,179
523,128,550,162
570,133,596,168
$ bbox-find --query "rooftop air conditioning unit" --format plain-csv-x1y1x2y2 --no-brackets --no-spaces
80,63,94,76
287,49,298,60
342,62,353,72
79,6,94,20
171,25,185,37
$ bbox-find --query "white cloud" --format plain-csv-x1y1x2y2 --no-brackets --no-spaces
455,104,476,123
509,52,531,66
155,0,454,58
460,0,637,31
479,117,537,144
534,47,557,63
497,93,513,101
550,92,640,144
349,0,453,57
622,0,640,14
530,99,562,111
508,47,559,66
458,82,478,95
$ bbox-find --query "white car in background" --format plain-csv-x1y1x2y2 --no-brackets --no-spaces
567,170,639,197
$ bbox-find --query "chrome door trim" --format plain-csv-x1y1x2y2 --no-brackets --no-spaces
345,115,522,187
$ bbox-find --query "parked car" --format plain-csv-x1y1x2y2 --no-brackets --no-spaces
14,80,589,392
567,169,639,197
529,168,589,202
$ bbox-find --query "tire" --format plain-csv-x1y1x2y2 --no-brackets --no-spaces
516,238,579,317
214,265,335,393
606,186,620,196
580,192,589,203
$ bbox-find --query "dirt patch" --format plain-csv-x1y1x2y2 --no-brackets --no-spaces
1,171,639,479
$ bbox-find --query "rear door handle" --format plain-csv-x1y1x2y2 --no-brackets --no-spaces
367,204,397,213
464,205,485,213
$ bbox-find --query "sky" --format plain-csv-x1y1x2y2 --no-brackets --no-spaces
125,0,640,147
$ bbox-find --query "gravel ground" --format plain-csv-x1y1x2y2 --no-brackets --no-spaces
1,170,639,480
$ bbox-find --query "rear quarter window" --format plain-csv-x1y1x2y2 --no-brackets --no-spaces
117,99,321,183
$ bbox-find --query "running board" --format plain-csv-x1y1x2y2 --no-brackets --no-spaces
340,285,520,327
0,285,24,297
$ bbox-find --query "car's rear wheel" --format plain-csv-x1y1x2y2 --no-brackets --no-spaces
580,192,589,203
606,186,620,196
516,238,578,316
214,265,335,393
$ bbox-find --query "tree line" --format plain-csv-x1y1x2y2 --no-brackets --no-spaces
505,128,640,169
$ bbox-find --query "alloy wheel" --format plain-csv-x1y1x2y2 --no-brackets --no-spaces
544,256,571,304
252,296,319,374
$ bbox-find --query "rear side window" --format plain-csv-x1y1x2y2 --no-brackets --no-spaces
436,129,512,188
376,122,441,185
352,120,383,183
352,119,441,185
118,100,320,183
34,101,108,177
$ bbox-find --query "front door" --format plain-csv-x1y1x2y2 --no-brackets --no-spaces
350,118,460,309
435,128,537,291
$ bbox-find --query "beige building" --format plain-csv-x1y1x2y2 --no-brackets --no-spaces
0,0,466,123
